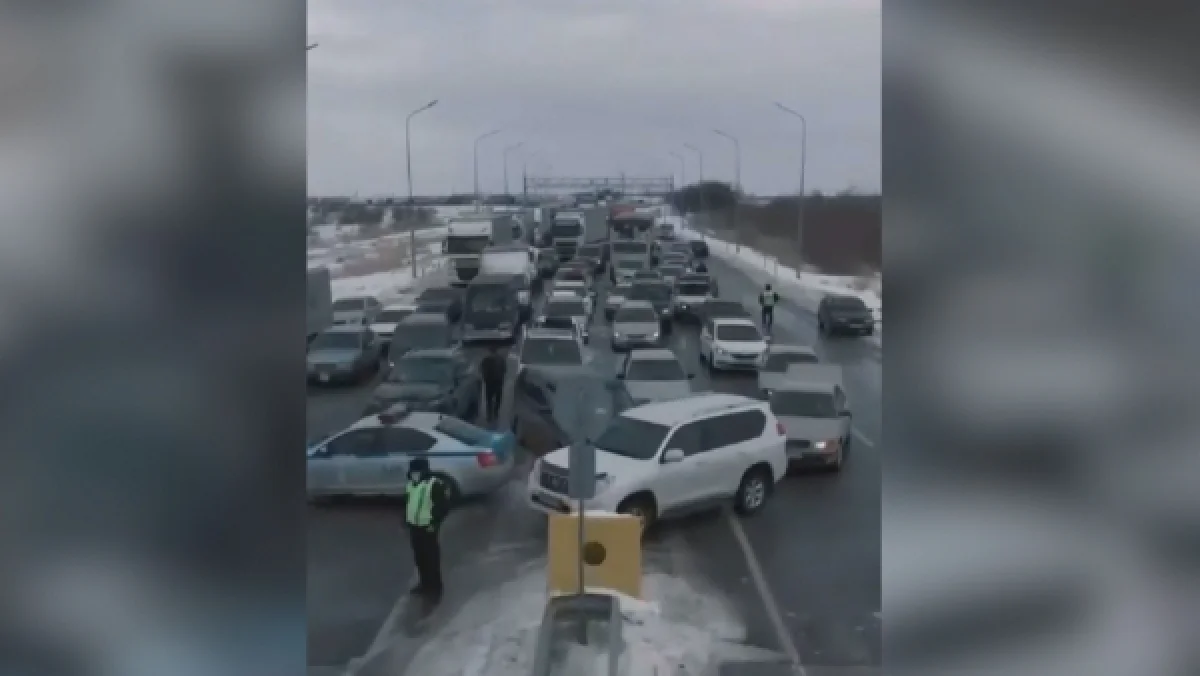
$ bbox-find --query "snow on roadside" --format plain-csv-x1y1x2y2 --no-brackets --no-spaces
678,215,882,345
406,561,764,676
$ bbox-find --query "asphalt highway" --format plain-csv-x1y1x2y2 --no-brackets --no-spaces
306,251,882,674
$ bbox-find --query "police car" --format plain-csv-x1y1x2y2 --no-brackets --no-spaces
307,406,515,502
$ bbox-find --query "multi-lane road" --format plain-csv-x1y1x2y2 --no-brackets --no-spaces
307,246,881,675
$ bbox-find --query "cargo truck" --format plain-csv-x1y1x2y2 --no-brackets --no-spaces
550,205,607,262
479,243,537,318
444,213,514,285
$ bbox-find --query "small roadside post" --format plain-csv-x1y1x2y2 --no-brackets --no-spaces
566,385,597,644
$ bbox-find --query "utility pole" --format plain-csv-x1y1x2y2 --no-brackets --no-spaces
502,142,524,198
713,130,741,251
473,129,501,207
405,99,438,276
775,102,808,266
668,151,687,189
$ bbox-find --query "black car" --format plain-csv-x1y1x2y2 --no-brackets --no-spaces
415,286,464,323
511,368,634,456
536,248,559,279
627,281,675,333
363,348,481,418
688,239,709,259
698,298,753,324
575,244,605,273
817,294,875,336
389,313,458,359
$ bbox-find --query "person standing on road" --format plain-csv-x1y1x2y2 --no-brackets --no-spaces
480,345,507,424
759,284,780,333
404,457,448,599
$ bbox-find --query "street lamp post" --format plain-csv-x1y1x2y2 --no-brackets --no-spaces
713,130,741,249
502,142,524,198
774,102,808,265
473,129,501,206
683,143,706,219
405,99,438,276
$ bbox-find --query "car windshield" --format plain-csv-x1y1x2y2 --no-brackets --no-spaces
466,285,513,312
615,307,656,323
394,325,450,348
445,236,490,255
617,260,643,269
538,316,576,332
579,246,600,257
626,359,685,381
611,285,632,297
630,284,670,302
612,242,646,254
765,352,818,371
661,266,684,277
376,309,413,323
678,283,709,296
521,338,582,365
546,300,586,316
716,324,762,341
706,301,745,316
551,222,583,237
388,356,454,383
310,331,361,350
770,391,838,418
634,271,659,279
557,270,585,282
593,416,669,460
828,296,868,311
333,298,367,311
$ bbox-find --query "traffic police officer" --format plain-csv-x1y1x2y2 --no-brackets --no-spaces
404,457,449,598
759,284,780,331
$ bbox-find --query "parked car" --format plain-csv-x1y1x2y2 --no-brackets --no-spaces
617,348,695,404
511,369,634,457
307,325,384,384
632,270,662,284
526,393,788,529
369,300,419,354
363,348,481,419
672,275,714,321
627,281,675,333
768,366,851,471
610,301,663,352
332,295,382,326
537,248,559,279
307,408,515,502
605,281,633,321
539,296,593,344
389,313,458,360
699,317,769,372
415,287,464,324
757,344,819,396
575,243,605,273
817,294,875,337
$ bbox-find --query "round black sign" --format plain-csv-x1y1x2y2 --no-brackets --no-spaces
582,541,607,566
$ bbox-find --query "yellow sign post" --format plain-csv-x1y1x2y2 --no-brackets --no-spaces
546,511,642,600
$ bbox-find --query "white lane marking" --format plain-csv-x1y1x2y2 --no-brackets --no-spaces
852,428,875,447
724,510,806,676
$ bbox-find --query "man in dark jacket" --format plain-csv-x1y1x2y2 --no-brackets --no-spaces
480,346,507,423
403,457,450,598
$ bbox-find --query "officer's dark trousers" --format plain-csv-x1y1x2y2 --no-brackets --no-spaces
484,379,503,421
408,526,443,593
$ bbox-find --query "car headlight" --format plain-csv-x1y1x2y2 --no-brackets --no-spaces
649,331,660,340
813,439,839,450
612,331,623,339
714,345,727,355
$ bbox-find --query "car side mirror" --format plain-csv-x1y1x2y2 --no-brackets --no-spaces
616,373,625,380
687,373,695,379
661,448,685,464
839,410,852,417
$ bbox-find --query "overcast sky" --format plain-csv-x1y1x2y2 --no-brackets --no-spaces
307,0,880,197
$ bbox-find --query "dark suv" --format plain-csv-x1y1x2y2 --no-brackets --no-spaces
817,294,875,336
510,369,635,457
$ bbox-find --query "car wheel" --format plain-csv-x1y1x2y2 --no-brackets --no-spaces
734,467,772,516
617,495,657,532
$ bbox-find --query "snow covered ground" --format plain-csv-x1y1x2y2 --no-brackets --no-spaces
676,215,883,346
403,560,786,676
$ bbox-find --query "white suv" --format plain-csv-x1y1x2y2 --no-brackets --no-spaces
526,393,788,529
699,317,769,371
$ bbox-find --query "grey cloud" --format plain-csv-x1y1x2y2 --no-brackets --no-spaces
308,0,879,196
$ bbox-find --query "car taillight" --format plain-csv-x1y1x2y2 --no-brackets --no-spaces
476,451,498,467
775,421,786,436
